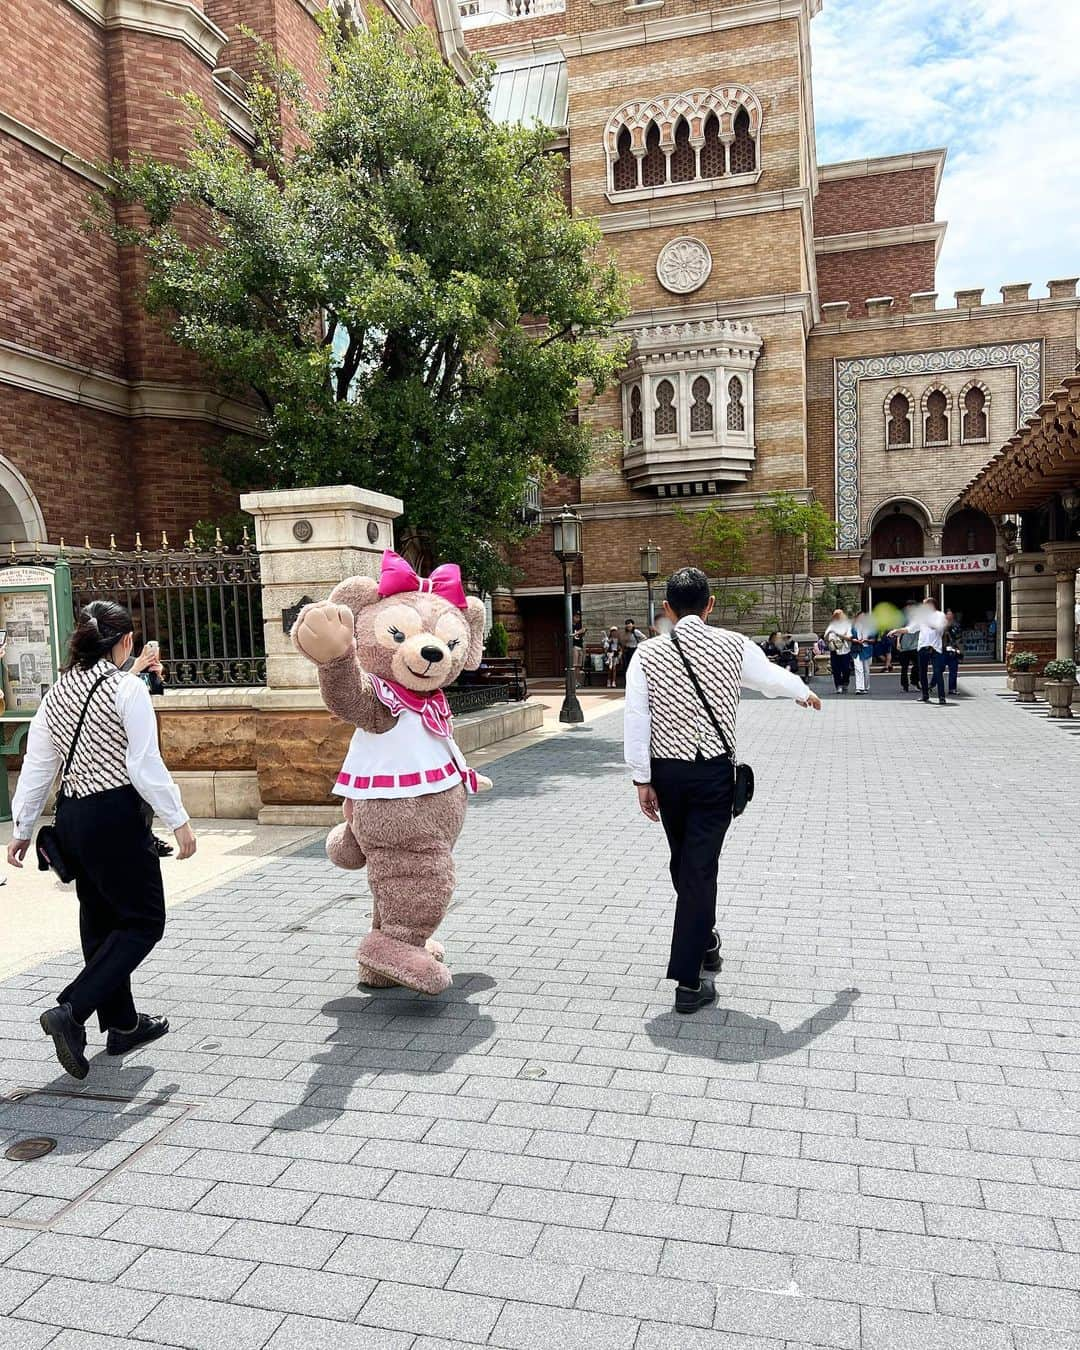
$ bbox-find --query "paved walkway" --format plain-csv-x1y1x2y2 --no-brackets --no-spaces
1,674,1078,1349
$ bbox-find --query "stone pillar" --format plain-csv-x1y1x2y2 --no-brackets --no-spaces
240,486,403,691
1041,543,1080,661
1006,552,1057,674
240,486,403,823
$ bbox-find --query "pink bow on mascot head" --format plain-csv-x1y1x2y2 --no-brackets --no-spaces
377,550,468,611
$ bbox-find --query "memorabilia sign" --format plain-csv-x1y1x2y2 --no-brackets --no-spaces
0,566,63,713
871,554,996,578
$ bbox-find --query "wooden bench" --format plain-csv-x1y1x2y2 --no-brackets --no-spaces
455,656,528,702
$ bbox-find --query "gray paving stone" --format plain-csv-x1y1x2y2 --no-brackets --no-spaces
533,1225,661,1275
233,1263,376,1320
860,1307,1013,1350
577,1268,715,1326
263,1313,412,1350
447,1251,583,1307
209,1219,345,1269
98,1207,232,1255
14,1277,160,1336
6,1234,141,1283
356,1282,502,1341
119,1248,256,1300
489,1300,638,1350
412,1209,541,1258
135,1293,284,1350
859,1229,999,1278
195,1181,318,1224
326,1233,460,1287
0,1316,59,1349
711,1286,860,1348
934,1274,1080,1331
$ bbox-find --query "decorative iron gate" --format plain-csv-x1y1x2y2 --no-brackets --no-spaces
1,534,266,688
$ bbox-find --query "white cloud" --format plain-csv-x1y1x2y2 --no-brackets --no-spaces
812,0,1080,298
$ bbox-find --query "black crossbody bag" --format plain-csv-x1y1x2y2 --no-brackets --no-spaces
670,631,755,817
35,672,111,883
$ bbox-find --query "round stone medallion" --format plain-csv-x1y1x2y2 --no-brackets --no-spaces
656,236,713,295
292,519,313,543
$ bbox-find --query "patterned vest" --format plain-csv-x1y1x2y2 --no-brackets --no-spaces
635,619,743,762
44,662,130,798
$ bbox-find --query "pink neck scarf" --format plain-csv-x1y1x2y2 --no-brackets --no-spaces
369,674,454,739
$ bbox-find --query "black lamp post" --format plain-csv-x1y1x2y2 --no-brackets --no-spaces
552,505,584,724
640,540,661,629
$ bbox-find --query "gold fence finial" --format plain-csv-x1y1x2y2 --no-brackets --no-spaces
186,528,196,551
8,540,15,558
161,531,169,550
109,533,117,552
85,536,91,551
135,531,143,551
59,537,66,556
215,527,223,547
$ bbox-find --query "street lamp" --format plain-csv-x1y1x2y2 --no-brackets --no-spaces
552,505,584,724
640,540,661,628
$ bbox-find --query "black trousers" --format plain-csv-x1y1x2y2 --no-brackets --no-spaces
55,785,166,1032
918,647,946,700
829,652,851,690
651,754,734,985
898,650,918,689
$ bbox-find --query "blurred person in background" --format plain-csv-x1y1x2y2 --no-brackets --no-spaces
824,609,852,694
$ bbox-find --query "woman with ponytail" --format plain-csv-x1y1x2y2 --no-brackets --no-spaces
6,601,195,1079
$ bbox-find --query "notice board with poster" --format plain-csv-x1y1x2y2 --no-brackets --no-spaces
0,560,74,821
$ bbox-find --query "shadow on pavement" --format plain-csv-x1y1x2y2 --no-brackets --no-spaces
645,987,860,1062
273,972,497,1132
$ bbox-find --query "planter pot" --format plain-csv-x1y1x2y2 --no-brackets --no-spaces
1045,679,1076,719
1013,671,1038,702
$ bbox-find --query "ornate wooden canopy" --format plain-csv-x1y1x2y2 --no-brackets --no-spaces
961,373,1080,515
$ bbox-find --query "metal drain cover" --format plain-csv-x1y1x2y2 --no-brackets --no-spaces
5,1137,56,1162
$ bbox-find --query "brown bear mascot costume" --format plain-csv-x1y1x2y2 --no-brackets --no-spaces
292,550,490,995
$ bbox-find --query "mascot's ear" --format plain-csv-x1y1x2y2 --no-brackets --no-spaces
328,575,380,617
463,597,486,671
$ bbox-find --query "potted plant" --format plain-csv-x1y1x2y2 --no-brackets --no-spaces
1010,651,1039,702
1043,659,1077,719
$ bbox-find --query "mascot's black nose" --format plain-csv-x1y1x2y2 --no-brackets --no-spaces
420,645,444,663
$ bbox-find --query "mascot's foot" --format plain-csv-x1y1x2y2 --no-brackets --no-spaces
357,931,453,996
327,823,366,871
357,961,397,990
425,938,445,962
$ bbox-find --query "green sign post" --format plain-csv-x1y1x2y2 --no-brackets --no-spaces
0,556,74,823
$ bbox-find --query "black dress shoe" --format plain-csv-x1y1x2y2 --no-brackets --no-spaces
39,1003,89,1080
152,836,174,857
107,1014,169,1056
703,932,722,974
675,980,717,1015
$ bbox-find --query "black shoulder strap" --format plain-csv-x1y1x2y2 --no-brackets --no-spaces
669,629,736,763
59,670,113,792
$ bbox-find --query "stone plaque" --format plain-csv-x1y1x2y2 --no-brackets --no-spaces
367,520,380,544
656,237,713,294
292,519,314,543
281,596,315,634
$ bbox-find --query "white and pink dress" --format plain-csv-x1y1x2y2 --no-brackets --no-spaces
333,675,479,801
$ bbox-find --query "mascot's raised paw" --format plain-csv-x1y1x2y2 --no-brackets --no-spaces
294,601,356,665
475,774,493,793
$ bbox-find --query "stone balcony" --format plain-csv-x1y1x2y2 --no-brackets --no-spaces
459,0,564,29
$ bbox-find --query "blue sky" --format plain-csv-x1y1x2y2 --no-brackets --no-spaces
812,0,1080,300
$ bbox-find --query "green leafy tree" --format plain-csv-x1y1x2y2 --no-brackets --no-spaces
96,15,628,593
678,506,760,629
752,492,837,633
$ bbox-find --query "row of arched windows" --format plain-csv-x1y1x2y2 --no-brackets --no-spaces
612,108,756,193
885,382,990,450
628,376,745,441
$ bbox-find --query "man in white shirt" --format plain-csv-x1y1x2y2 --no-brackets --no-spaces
888,598,948,705
624,568,821,1014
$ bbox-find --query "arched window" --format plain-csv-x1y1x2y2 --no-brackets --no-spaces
730,107,756,174
924,388,949,446
641,121,665,188
690,376,713,432
654,379,677,436
700,113,725,178
962,385,989,442
613,125,637,192
886,391,912,448
629,385,643,441
727,376,745,431
943,507,997,556
670,118,695,184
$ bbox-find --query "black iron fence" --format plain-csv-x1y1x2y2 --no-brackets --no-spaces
2,534,266,687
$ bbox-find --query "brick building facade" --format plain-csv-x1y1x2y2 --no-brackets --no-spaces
3,0,1077,669
459,0,1080,672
